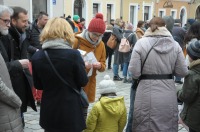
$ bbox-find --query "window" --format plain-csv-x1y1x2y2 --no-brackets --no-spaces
130,6,135,24
171,10,177,19
32,0,47,21
159,11,164,17
74,0,84,18
107,4,111,24
144,6,149,21
93,4,98,18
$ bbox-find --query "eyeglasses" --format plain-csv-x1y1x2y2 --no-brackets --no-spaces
0,18,11,25
91,32,103,38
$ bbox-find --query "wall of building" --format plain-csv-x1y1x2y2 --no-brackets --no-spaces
4,0,31,20
53,0,64,17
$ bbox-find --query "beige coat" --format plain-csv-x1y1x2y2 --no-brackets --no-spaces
0,54,23,132
129,27,188,132
73,31,106,102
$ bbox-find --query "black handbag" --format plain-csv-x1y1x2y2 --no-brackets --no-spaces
44,50,89,108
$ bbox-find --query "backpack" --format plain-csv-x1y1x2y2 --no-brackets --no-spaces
106,34,117,49
118,33,133,53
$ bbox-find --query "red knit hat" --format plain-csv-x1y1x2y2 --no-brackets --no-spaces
88,13,106,34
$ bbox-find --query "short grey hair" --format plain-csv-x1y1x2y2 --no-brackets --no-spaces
0,5,13,17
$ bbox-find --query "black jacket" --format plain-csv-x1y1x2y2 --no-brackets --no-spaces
27,19,42,58
32,48,88,131
0,26,36,112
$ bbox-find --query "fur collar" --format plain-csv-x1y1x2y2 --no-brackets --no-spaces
189,59,200,69
42,39,72,49
143,27,172,37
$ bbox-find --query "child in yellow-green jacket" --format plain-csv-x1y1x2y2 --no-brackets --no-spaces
84,75,127,132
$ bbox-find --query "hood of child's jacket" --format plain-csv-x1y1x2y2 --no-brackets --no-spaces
100,96,125,115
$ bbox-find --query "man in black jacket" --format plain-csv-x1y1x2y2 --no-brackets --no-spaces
0,6,37,127
27,11,48,58
27,11,48,105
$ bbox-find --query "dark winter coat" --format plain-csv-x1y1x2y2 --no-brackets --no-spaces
178,59,200,132
102,30,114,58
172,25,186,50
122,30,137,63
0,26,36,112
27,19,42,58
32,39,88,132
113,25,123,64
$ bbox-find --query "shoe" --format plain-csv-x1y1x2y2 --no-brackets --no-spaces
175,81,183,84
123,77,128,83
36,101,41,106
113,75,123,81
108,67,112,69
127,78,133,83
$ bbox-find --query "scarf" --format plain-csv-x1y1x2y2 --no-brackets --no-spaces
42,39,72,49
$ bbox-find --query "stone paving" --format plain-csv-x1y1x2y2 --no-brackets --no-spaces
24,68,188,132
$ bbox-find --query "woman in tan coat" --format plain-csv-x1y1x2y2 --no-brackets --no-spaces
73,13,106,103
135,20,145,39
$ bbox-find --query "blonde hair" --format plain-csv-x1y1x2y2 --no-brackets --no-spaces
40,17,74,44
115,18,122,26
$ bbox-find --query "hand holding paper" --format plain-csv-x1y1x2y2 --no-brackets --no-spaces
93,62,101,69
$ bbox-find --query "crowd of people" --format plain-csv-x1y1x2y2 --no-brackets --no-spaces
0,4,200,132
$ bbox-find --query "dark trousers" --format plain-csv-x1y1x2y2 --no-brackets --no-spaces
106,47,114,68
189,128,197,132
125,80,137,132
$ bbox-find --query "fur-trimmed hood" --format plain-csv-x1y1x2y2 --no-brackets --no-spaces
144,27,172,37
142,27,177,54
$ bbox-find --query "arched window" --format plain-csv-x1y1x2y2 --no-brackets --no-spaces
74,0,84,18
195,6,200,20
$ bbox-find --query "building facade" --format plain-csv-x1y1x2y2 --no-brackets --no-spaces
1,0,200,28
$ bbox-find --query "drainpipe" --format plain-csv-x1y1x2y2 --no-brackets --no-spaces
120,0,123,19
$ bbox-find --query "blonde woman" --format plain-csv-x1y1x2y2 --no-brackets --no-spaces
31,18,88,132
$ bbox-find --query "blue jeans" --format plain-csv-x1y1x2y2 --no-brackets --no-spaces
125,80,137,132
113,64,119,76
123,62,130,77
175,76,182,82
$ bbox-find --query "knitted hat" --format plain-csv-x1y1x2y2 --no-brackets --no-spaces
126,23,133,30
73,15,80,21
99,75,116,94
88,13,106,34
187,39,200,60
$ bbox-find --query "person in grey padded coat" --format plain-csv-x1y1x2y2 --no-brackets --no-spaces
128,17,188,132
0,54,23,132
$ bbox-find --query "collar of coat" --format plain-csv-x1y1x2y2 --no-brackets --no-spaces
189,59,200,69
42,39,72,50
76,29,102,47
143,27,172,37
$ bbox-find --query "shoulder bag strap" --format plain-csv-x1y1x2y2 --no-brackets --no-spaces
44,50,80,95
141,38,159,72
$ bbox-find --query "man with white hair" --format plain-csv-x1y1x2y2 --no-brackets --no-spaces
0,5,23,131
0,6,37,127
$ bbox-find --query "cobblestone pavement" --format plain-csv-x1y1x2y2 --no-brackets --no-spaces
24,68,188,132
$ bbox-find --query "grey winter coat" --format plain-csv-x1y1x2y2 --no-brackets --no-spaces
113,25,123,64
178,59,200,132
122,30,137,63
0,54,23,131
128,27,188,132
